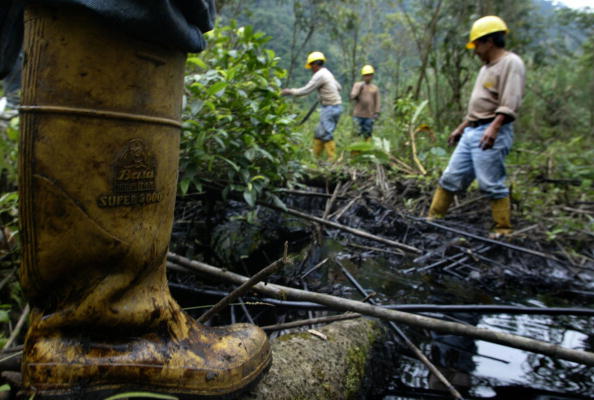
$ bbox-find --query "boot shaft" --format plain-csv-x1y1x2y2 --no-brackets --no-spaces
19,5,186,325
428,186,454,219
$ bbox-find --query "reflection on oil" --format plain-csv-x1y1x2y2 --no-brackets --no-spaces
320,239,594,399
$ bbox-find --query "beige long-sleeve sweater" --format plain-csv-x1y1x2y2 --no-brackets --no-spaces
287,68,342,106
350,81,380,118
466,51,525,122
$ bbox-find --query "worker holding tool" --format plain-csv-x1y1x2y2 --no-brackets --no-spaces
427,16,525,237
282,51,343,161
5,1,271,398
350,64,380,142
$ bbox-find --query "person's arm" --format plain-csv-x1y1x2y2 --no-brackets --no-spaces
448,120,470,147
282,72,322,97
373,87,380,118
350,82,362,100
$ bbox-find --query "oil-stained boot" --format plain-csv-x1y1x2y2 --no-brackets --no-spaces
427,186,454,219
491,196,513,236
19,5,270,399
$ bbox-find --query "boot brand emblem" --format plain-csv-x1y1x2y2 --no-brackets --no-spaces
97,138,163,208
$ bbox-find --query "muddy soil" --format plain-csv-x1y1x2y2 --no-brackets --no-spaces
170,179,594,400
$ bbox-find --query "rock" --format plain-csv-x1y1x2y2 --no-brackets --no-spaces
240,317,387,400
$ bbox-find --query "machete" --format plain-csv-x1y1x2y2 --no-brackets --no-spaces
297,100,319,126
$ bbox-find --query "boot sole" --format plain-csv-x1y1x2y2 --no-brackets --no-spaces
19,352,272,400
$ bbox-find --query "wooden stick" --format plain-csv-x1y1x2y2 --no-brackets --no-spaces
168,253,594,366
197,247,288,323
2,304,29,352
323,182,342,219
261,313,361,331
346,242,405,257
260,202,421,254
328,194,361,221
0,268,15,293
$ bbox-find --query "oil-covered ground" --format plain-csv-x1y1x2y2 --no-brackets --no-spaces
170,179,594,400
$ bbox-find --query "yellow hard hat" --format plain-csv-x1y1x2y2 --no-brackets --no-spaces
466,16,509,49
361,65,375,75
305,51,326,69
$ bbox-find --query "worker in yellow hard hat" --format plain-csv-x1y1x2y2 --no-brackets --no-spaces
282,51,343,161
427,16,525,237
350,64,380,142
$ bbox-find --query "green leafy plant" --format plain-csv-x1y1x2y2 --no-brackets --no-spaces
180,22,305,208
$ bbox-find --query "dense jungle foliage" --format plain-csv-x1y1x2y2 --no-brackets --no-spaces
0,0,592,350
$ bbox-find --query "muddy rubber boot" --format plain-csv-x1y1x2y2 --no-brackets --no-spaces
312,138,324,158
427,186,454,219
18,5,270,399
491,196,513,236
324,139,336,161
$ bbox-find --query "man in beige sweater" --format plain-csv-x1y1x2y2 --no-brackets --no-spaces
282,51,342,160
428,16,525,237
350,64,380,141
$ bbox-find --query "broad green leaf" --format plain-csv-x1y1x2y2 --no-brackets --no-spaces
243,190,256,208
187,57,207,69
206,81,228,97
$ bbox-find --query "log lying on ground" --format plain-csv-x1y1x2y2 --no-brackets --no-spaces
239,318,386,400
168,252,594,366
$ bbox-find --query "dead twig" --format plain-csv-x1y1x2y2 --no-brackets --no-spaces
261,313,361,331
2,305,30,352
328,194,361,221
346,242,405,257
300,258,329,279
260,202,421,254
197,245,288,323
323,182,342,220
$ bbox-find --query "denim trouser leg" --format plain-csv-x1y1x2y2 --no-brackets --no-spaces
353,116,374,138
315,104,343,142
439,123,513,199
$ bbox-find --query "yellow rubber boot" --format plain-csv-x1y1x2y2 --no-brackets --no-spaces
313,138,324,158
491,196,513,236
427,186,454,219
324,140,336,161
19,5,270,399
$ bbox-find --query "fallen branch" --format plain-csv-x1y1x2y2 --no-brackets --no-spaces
260,202,421,254
197,245,288,323
410,216,570,264
168,252,594,366
261,313,361,331
168,283,594,316
2,304,30,352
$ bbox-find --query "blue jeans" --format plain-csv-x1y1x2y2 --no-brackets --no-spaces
439,123,514,199
353,116,374,138
315,104,342,141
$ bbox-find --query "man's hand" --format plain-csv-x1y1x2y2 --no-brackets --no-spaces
479,114,506,150
448,129,463,147
479,124,499,150
281,88,292,96
373,112,380,120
